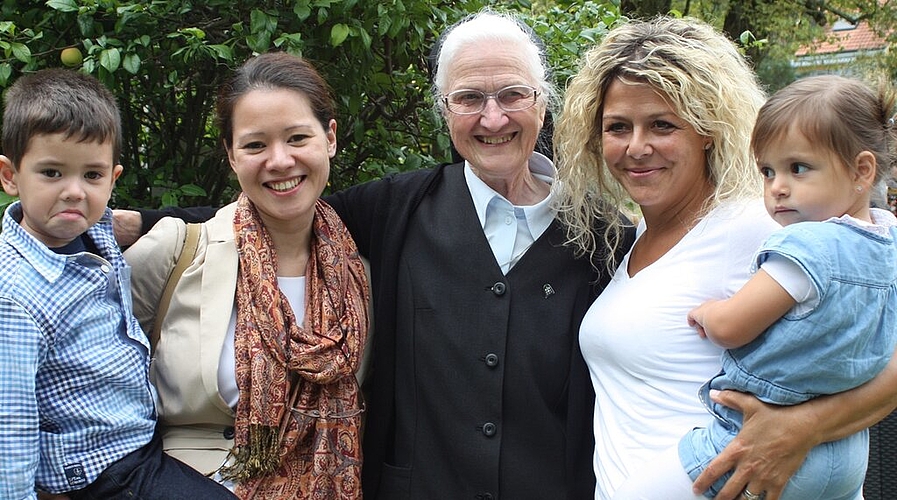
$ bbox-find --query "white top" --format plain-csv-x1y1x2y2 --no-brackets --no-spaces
580,199,779,499
465,152,555,274
217,275,307,408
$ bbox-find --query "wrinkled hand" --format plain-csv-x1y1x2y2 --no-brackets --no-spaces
692,390,814,500
112,209,144,247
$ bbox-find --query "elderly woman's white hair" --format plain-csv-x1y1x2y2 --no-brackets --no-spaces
430,9,559,117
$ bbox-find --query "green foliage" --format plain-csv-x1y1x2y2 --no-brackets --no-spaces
529,0,622,92
0,0,623,210
0,191,14,218
5,0,889,213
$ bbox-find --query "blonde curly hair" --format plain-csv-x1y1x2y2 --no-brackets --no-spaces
553,16,766,266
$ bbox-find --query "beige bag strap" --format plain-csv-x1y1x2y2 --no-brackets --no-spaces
151,222,200,352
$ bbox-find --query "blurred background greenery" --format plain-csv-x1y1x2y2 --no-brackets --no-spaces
0,0,894,215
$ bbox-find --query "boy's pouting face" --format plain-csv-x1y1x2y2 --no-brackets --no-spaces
0,133,122,248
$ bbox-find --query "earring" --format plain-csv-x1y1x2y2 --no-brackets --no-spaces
703,143,712,150
855,185,864,193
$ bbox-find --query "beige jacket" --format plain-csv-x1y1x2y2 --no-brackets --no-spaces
126,202,373,476
126,203,240,475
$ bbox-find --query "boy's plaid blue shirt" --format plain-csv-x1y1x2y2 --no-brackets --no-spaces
0,202,157,498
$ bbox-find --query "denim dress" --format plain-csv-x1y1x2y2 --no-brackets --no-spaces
680,216,897,499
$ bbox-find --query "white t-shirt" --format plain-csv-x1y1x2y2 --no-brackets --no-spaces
581,199,779,499
217,276,307,408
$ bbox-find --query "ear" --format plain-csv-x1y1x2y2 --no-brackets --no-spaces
326,119,338,158
112,164,123,183
853,150,876,189
0,155,19,197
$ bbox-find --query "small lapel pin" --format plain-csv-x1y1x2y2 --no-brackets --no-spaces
543,283,555,298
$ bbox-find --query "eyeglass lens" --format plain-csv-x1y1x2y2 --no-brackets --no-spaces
446,85,537,114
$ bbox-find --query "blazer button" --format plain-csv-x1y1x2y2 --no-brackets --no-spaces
482,422,497,437
484,353,499,368
491,282,506,296
223,426,235,440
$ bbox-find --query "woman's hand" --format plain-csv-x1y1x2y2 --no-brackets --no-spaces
691,390,816,500
697,349,897,499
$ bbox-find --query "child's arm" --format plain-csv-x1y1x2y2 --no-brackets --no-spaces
687,269,796,349
0,299,42,500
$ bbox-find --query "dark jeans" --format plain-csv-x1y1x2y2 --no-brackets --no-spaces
68,433,236,500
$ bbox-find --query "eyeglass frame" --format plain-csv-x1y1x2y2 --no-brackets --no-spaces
442,84,541,115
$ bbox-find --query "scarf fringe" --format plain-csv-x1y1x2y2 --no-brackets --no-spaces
219,424,281,481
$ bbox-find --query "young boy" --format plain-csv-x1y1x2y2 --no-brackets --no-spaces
0,69,234,499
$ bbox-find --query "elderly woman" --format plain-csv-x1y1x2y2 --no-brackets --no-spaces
554,16,897,500
118,9,620,500
124,53,370,499
327,11,619,499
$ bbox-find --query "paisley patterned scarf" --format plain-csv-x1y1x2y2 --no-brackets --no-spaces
222,193,369,499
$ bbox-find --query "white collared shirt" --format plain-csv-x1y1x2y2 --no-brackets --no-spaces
465,152,556,274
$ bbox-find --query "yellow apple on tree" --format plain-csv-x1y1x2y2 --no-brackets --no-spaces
60,47,83,67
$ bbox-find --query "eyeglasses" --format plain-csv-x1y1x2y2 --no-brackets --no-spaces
443,85,540,115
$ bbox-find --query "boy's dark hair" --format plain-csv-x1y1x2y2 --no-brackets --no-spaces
1,68,122,168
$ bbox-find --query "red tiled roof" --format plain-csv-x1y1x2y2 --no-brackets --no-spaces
796,20,888,56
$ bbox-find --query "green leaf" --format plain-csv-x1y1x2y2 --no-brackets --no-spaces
0,63,12,87
250,9,276,34
293,3,312,20
273,33,303,50
403,154,422,170
330,23,350,47
353,119,365,142
179,27,206,40
10,43,31,63
161,191,179,208
77,14,92,37
99,47,121,72
436,133,451,151
208,44,233,61
122,52,140,74
47,0,79,13
378,14,391,36
179,184,207,196
357,25,371,49
247,32,272,53
346,94,361,114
